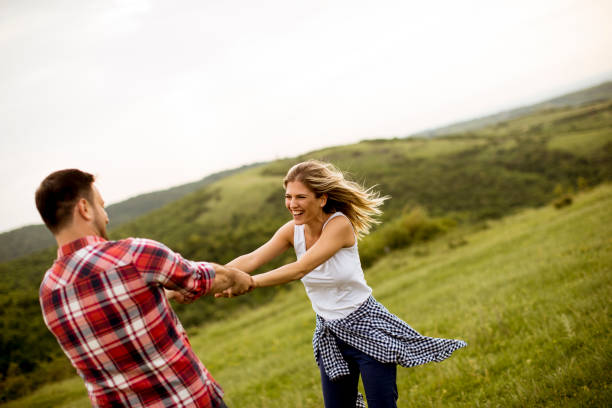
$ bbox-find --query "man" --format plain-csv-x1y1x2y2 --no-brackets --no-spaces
36,169,252,407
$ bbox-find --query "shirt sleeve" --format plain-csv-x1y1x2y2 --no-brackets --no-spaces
129,238,216,299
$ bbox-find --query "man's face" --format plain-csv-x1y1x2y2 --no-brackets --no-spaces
90,185,109,239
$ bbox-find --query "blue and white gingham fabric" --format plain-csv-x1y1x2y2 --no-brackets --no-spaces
313,296,467,382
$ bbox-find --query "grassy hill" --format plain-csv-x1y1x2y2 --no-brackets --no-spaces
3,182,610,408
0,87,610,402
0,164,260,263
104,164,262,228
1,80,610,264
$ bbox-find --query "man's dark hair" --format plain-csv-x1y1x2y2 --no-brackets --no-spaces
35,169,95,233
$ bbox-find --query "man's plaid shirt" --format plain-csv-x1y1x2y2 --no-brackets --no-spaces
39,236,223,407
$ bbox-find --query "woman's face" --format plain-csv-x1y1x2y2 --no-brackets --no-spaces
285,181,326,225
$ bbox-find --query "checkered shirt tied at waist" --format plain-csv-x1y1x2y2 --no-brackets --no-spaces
313,296,467,381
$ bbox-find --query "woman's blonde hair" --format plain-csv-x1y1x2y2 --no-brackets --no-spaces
284,160,389,238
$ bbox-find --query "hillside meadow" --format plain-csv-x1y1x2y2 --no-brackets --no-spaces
4,182,610,408
0,98,611,402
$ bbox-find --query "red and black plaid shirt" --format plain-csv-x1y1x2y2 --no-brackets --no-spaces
39,236,224,407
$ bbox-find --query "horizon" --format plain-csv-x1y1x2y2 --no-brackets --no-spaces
2,0,611,233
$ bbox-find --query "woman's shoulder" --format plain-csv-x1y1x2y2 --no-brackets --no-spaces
275,219,294,231
324,212,351,228
323,213,355,247
278,219,298,237
265,219,297,248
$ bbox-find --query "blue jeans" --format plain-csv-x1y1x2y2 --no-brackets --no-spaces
318,337,398,408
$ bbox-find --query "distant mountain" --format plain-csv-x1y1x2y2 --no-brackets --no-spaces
414,80,612,137
0,224,55,262
0,163,262,262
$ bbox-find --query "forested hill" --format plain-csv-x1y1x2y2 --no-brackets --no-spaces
0,164,261,262
0,85,611,402
415,80,612,137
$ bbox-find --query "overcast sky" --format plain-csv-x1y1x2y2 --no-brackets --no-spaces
1,0,611,233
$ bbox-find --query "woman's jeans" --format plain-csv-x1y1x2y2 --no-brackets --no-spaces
317,337,398,408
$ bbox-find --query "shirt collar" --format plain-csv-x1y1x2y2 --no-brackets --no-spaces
57,236,107,258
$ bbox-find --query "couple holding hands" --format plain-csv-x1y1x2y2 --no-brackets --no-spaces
37,160,465,408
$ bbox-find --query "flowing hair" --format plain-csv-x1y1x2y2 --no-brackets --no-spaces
283,160,389,238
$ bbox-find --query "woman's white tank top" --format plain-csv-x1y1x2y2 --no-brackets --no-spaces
294,212,372,320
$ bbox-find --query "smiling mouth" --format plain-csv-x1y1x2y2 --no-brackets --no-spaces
291,210,304,216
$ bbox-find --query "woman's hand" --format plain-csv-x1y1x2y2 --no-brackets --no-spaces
214,273,258,298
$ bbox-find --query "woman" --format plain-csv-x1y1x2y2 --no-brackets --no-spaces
221,160,466,408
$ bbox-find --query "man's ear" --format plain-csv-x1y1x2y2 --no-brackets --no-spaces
76,198,93,221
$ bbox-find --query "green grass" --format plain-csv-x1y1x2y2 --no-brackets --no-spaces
547,127,612,157
3,100,609,395
309,136,488,162
194,171,281,227
5,184,611,407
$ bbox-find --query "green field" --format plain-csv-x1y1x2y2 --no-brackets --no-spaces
5,183,610,407
1,84,610,403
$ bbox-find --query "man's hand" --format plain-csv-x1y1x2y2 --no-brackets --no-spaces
164,288,195,304
224,266,255,297
209,264,255,297
215,275,257,298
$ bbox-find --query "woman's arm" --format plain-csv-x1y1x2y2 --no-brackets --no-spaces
253,216,354,288
226,221,294,273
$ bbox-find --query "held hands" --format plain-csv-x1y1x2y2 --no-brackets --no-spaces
209,264,255,298
164,265,254,303
228,266,256,297
214,266,256,298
